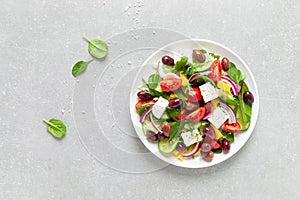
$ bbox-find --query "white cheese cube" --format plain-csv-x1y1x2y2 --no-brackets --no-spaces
199,82,218,103
181,129,200,147
152,96,169,119
208,107,228,128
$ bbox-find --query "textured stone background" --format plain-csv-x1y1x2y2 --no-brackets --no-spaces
0,0,299,199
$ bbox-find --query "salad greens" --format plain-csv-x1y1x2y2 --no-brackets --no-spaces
227,62,245,85
174,56,188,71
43,118,67,139
236,81,252,130
72,59,93,77
135,47,254,162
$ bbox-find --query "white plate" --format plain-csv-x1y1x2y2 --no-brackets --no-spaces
130,39,259,168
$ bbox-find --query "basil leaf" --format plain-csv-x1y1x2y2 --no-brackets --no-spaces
166,107,181,118
236,81,252,131
72,59,93,77
43,118,67,139
147,74,160,90
227,62,246,85
208,52,220,59
169,120,184,141
174,56,188,71
82,34,108,59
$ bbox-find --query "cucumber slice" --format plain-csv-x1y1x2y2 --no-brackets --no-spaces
158,139,179,154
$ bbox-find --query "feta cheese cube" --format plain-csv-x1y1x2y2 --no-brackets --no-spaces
199,82,218,103
208,107,228,128
181,129,200,147
152,96,169,119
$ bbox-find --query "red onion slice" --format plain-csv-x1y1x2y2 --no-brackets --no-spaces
221,76,239,96
182,142,201,158
139,105,153,123
219,102,236,123
149,113,163,134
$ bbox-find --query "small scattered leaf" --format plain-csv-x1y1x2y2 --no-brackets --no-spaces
82,34,108,59
43,118,67,139
72,59,93,77
208,52,220,59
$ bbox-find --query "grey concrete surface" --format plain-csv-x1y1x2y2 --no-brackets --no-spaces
0,0,299,199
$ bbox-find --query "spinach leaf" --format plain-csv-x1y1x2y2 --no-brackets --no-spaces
82,34,108,59
169,120,184,141
174,56,188,71
147,74,160,90
208,52,220,59
227,62,246,85
236,81,252,131
72,59,93,77
166,107,181,118
190,62,211,72
199,49,207,54
213,149,223,154
173,88,188,100
137,104,153,116
43,118,67,139
222,131,235,142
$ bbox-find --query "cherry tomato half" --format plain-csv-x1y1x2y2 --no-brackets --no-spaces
175,109,187,120
160,76,182,92
135,99,155,111
209,60,222,82
186,87,203,102
185,107,206,122
221,120,241,133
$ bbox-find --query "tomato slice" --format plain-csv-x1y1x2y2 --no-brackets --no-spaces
160,76,182,92
135,99,155,111
205,137,221,149
186,87,203,102
209,60,222,81
185,107,206,122
175,109,187,120
221,120,241,133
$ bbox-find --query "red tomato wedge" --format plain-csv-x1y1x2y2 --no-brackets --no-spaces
186,87,203,102
175,109,187,120
209,60,222,81
160,76,182,92
135,99,155,111
185,107,206,122
221,120,241,133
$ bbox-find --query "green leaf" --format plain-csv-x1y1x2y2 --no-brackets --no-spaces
82,34,108,59
213,148,222,154
169,120,184,141
174,56,188,71
222,131,235,143
137,104,153,116
227,62,246,85
173,88,188,100
236,81,252,131
166,107,181,118
208,52,220,59
43,118,67,139
72,59,93,77
147,74,160,90
199,49,207,54
216,89,238,106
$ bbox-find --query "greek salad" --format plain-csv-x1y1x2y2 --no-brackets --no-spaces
135,48,254,162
